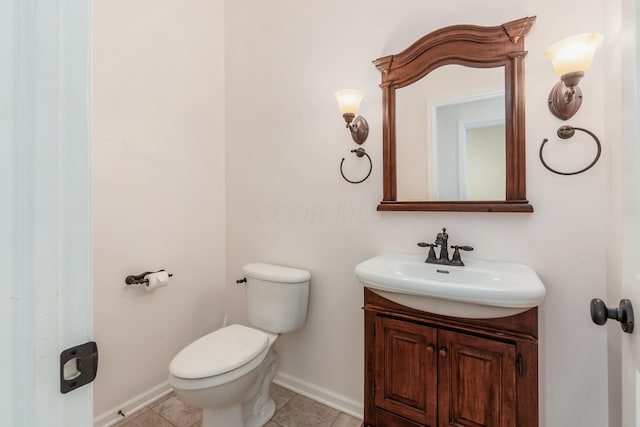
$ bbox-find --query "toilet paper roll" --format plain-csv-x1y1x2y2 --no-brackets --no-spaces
144,270,170,291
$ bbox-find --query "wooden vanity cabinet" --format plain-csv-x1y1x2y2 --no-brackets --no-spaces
363,288,538,427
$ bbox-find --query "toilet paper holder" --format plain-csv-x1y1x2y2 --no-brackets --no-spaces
125,269,173,286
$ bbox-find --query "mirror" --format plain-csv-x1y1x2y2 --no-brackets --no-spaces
396,65,506,201
373,17,536,212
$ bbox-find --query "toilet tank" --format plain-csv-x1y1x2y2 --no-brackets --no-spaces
243,263,310,334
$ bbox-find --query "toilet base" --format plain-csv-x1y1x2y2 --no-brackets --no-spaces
202,405,243,427
194,348,279,427
244,398,275,427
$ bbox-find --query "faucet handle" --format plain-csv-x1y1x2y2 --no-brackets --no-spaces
450,245,474,266
418,242,438,263
417,242,436,248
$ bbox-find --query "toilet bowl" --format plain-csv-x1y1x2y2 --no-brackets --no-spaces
168,263,310,427
169,324,280,427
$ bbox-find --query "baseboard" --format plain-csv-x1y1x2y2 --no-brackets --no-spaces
93,381,173,427
273,372,363,420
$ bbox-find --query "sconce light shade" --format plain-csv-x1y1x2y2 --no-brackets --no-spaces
335,89,368,144
545,33,603,77
545,33,603,120
335,89,364,115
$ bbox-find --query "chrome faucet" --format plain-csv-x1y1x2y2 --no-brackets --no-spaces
417,227,473,266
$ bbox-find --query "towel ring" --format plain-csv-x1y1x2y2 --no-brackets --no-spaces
539,125,601,176
340,148,372,184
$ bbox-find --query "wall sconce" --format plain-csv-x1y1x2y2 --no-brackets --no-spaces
335,89,372,184
545,33,603,120
335,89,369,144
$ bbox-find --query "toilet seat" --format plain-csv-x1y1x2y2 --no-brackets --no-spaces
170,324,273,379
169,325,279,390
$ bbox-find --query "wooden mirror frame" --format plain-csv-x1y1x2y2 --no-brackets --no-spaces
374,17,536,212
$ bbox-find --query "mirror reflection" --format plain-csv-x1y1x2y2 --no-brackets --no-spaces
396,65,505,201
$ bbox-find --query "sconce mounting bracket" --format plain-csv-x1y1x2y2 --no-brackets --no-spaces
348,116,369,145
547,71,584,120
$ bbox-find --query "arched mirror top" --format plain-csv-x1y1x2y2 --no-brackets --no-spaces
374,17,536,212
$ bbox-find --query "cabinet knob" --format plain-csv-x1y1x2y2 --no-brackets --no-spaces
439,347,448,357
427,344,435,353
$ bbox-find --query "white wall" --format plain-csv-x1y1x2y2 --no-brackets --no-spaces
92,0,226,417
225,0,611,425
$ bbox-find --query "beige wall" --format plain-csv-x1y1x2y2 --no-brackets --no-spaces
225,0,610,425
92,0,226,416
466,125,506,200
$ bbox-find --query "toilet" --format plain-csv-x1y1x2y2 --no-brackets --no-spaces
168,263,310,427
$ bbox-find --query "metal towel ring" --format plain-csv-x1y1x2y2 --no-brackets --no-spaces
539,125,602,176
340,148,372,184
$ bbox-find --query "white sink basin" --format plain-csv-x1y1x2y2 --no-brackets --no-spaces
355,252,546,319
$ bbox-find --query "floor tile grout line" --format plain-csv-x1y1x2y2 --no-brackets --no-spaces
149,405,178,427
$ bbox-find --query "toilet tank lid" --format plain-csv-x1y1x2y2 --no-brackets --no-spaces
169,324,272,379
243,263,310,283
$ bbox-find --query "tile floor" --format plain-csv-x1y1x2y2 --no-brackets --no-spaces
113,384,362,427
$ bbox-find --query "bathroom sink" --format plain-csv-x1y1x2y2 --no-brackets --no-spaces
355,252,546,319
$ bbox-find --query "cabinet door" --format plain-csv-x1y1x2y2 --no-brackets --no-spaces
375,316,438,426
438,330,516,427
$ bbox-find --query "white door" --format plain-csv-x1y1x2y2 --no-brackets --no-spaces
0,0,93,426
620,0,640,425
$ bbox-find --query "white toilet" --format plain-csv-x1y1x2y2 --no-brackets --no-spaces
168,263,310,427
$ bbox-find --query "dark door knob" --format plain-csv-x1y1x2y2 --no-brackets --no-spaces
590,298,634,333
